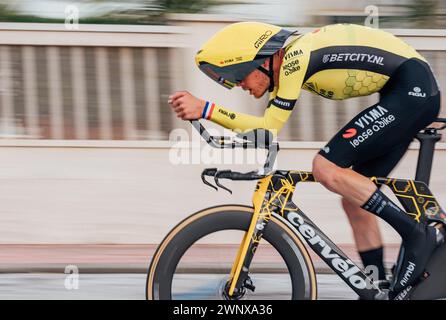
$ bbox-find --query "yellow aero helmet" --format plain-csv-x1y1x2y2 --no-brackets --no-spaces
196,22,295,90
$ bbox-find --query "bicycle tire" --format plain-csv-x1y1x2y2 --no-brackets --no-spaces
146,205,317,300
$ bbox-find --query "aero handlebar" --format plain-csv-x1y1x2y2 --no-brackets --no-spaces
189,120,279,192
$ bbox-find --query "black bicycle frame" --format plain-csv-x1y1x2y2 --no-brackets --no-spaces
415,127,443,186
238,169,446,300
265,171,383,300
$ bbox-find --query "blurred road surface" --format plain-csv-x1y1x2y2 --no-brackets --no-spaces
0,273,356,300
0,244,400,273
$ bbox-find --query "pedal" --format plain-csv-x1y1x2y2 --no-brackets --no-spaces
373,279,391,300
376,279,391,290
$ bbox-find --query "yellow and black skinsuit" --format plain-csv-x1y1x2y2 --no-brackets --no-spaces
205,24,432,133
203,23,440,176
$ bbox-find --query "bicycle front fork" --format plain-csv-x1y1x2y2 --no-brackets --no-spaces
227,172,300,297
227,175,273,297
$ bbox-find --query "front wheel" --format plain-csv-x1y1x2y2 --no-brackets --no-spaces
146,205,317,300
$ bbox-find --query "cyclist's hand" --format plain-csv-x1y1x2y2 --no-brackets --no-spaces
168,91,205,120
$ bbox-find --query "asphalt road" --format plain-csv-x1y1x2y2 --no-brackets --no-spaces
0,273,357,300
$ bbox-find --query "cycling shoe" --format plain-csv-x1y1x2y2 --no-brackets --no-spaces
391,224,438,295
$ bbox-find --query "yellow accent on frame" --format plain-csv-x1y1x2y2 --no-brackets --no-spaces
228,175,272,296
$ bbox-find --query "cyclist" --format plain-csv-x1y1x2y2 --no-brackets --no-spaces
168,22,441,296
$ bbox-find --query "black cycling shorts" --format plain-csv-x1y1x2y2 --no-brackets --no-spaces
319,58,441,177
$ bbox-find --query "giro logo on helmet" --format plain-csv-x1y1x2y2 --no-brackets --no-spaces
254,30,273,49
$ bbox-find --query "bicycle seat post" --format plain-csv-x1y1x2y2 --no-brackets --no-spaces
415,128,442,186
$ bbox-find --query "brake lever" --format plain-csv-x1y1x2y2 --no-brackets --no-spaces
214,170,233,194
201,168,218,191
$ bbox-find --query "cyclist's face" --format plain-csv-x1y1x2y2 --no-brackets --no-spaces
237,68,269,99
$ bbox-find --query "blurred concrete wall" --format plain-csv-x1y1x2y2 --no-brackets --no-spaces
0,21,445,142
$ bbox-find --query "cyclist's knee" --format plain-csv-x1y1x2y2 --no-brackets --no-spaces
312,154,342,189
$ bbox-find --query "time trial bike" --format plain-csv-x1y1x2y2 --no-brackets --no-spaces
147,119,446,300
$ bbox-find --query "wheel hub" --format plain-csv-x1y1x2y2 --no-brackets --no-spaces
221,276,255,300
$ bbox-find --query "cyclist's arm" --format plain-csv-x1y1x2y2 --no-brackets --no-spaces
202,102,293,134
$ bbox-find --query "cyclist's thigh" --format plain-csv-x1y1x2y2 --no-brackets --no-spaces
319,97,437,169
319,62,440,169
352,139,411,178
